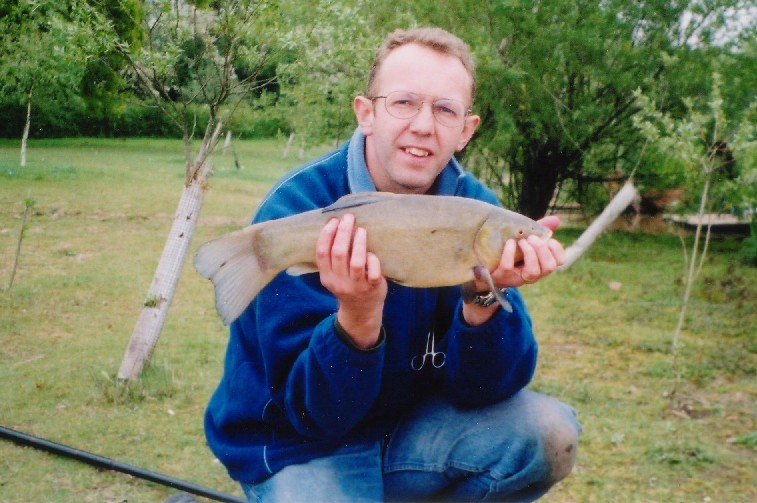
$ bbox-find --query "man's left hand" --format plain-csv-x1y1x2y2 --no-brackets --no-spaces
475,215,566,291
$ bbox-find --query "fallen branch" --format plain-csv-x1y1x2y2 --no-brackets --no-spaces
559,181,638,270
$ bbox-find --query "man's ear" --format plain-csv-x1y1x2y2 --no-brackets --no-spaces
456,114,481,152
354,96,375,136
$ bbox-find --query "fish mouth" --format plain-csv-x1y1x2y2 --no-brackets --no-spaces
403,147,432,158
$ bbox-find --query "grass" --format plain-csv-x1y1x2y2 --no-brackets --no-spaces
1,138,755,502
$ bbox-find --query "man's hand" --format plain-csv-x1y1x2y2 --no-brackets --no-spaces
316,214,387,349
462,215,565,326
491,215,566,287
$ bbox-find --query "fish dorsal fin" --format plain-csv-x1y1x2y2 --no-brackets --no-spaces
322,192,401,214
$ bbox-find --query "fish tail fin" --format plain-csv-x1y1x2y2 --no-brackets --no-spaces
194,226,278,325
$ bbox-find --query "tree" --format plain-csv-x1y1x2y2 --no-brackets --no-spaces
633,72,756,401
0,0,97,165
275,0,381,148
467,1,711,217
79,0,143,135
83,0,279,380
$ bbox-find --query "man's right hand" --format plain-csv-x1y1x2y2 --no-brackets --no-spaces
316,214,387,349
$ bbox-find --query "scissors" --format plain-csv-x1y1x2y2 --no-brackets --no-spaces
411,333,446,371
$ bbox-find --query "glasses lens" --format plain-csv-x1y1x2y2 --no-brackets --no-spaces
384,92,421,119
432,99,466,127
382,91,467,127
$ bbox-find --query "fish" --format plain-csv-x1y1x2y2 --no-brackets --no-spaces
194,192,552,325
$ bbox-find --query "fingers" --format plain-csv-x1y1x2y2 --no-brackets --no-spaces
331,214,356,275
315,217,340,272
350,227,370,280
547,236,566,267
517,235,565,283
490,233,566,288
316,214,383,292
366,252,383,284
516,238,539,282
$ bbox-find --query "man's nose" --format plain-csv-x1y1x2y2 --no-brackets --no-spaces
409,101,436,133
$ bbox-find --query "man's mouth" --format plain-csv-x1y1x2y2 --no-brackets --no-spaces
404,147,431,157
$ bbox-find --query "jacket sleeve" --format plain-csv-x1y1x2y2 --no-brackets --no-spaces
241,256,386,440
440,287,538,408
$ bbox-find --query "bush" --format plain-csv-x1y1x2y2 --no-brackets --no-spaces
0,97,290,139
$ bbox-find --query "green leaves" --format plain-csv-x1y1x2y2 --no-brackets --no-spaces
634,72,757,204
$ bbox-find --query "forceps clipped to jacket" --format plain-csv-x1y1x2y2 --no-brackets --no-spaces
411,332,446,371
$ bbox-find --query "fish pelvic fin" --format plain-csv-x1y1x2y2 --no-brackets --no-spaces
472,265,513,313
194,226,278,325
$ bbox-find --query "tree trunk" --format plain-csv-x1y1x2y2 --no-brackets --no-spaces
118,122,223,381
20,88,32,168
517,144,562,219
222,130,232,155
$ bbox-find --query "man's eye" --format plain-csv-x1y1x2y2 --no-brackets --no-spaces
392,98,418,108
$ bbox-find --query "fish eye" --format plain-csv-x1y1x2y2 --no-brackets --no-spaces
516,229,525,237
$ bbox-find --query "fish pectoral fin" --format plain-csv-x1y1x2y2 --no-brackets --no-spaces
472,266,513,313
286,264,319,276
460,280,479,303
322,192,401,214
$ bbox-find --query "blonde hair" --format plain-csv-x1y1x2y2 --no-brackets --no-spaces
366,27,476,101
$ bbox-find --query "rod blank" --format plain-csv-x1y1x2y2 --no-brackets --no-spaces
0,426,245,503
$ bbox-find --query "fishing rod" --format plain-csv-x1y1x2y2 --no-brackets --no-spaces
0,425,246,503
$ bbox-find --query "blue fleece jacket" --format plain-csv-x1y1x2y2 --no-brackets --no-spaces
204,129,538,484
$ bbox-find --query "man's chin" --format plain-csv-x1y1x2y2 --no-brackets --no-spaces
392,167,444,193
394,179,436,194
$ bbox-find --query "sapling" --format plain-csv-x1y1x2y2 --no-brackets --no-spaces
633,73,757,405
5,194,35,291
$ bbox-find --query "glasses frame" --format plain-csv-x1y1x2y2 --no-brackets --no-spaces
370,91,472,128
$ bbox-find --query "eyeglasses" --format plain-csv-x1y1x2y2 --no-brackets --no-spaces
371,91,471,128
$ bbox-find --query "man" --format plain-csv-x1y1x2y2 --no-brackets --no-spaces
205,27,581,502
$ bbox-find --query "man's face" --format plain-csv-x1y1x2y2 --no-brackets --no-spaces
354,43,480,194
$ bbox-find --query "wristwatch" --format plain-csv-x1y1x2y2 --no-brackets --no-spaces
462,288,507,308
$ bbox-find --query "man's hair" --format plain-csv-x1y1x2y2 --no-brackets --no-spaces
366,27,476,101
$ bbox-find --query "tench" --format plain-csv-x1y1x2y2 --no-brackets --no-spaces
194,192,551,325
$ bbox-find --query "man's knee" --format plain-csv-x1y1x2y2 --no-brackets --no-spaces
537,397,581,483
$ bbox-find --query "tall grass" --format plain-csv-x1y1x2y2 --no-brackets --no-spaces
1,138,755,502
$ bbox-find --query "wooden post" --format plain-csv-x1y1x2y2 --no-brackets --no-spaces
282,132,294,159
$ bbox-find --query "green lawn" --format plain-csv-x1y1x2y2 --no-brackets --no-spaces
1,138,755,502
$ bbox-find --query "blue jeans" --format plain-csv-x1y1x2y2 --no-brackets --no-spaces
241,390,581,502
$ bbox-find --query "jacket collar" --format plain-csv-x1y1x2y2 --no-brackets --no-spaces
346,128,465,196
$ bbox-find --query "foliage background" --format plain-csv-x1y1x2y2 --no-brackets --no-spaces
1,0,754,220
